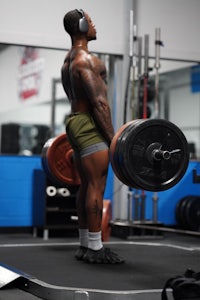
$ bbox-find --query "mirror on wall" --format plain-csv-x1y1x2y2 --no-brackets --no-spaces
156,63,200,159
0,44,121,156
0,43,199,158
0,44,70,155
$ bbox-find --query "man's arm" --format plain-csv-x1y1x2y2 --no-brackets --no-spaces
78,59,114,145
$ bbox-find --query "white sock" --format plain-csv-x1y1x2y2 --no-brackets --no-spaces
88,231,103,251
79,229,88,248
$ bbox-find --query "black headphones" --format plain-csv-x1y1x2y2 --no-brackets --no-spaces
76,9,89,33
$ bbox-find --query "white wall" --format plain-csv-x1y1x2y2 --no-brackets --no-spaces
135,0,200,61
1,0,199,60
0,0,128,55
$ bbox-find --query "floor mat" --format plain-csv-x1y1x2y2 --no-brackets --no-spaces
0,240,198,291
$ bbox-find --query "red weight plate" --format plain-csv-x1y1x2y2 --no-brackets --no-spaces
43,133,80,186
102,199,112,242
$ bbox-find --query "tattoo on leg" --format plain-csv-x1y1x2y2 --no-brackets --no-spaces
92,199,102,218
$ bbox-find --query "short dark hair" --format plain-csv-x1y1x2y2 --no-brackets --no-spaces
63,9,81,36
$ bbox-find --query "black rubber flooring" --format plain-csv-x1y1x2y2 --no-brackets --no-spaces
0,233,199,299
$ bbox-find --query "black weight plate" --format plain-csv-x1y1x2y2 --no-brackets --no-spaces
118,119,145,188
110,123,134,187
177,196,193,229
122,119,189,191
116,119,155,189
185,196,200,231
114,119,143,188
175,196,189,229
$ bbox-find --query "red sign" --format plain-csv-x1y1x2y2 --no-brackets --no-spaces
18,47,44,100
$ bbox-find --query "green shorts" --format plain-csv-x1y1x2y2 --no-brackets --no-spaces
65,112,108,156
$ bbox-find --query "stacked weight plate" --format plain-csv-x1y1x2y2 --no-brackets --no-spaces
176,196,200,231
110,119,189,191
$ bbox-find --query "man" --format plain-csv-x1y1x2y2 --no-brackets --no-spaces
61,9,124,264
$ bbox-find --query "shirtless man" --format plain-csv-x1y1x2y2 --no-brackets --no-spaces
61,9,124,264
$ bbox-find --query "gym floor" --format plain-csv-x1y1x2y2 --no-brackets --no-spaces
0,230,199,300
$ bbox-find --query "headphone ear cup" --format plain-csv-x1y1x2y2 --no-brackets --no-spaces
79,17,89,33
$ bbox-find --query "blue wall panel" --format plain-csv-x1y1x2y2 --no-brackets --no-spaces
132,161,200,225
0,155,42,226
0,155,114,227
0,155,198,227
103,164,114,201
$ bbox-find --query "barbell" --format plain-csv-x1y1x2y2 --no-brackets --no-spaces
41,118,189,192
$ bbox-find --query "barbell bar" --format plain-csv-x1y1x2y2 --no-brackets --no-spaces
41,118,189,192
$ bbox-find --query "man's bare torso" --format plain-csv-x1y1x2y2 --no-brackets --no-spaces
61,48,107,114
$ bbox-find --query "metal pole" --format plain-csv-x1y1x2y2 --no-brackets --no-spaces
136,36,142,118
50,78,62,137
154,28,163,118
129,10,134,58
152,28,163,221
152,192,159,223
128,190,133,221
50,78,56,137
140,190,146,221
143,34,149,119
130,23,138,117
133,189,140,221
123,10,134,123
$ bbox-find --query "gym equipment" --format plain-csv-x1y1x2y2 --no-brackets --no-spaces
175,196,190,229
154,28,163,118
46,186,57,197
110,118,189,191
185,196,200,231
42,134,80,186
42,118,189,192
176,196,200,231
57,188,70,197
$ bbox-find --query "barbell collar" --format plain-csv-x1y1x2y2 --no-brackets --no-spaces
152,149,171,161
152,148,181,161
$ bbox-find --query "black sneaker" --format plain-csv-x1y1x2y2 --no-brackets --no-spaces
75,246,88,260
83,247,125,264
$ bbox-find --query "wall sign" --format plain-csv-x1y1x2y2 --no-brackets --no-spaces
18,47,44,100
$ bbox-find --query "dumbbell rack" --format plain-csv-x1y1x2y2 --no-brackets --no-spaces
33,170,78,240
